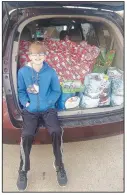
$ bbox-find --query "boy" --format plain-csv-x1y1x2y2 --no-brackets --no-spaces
17,41,67,191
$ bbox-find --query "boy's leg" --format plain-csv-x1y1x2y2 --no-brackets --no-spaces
42,108,67,186
19,110,40,172
42,108,63,166
17,110,39,191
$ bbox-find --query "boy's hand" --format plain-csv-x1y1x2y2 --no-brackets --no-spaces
26,102,30,107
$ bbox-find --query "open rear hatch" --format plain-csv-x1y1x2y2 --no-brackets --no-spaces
3,2,124,128
5,1,124,11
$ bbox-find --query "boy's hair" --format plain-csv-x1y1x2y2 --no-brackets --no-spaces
28,41,46,54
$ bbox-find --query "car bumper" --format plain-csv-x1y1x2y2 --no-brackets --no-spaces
3,99,124,144
3,121,124,144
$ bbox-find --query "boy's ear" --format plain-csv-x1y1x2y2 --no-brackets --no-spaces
26,52,31,57
27,53,32,61
28,42,33,54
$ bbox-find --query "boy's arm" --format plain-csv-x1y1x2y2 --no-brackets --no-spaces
47,70,61,105
18,70,30,107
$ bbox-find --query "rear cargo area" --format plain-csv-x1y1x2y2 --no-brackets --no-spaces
12,16,123,115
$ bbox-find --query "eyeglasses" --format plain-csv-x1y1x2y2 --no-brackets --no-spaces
29,52,45,57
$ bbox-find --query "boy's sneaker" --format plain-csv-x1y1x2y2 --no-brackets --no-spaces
54,161,68,186
17,171,27,191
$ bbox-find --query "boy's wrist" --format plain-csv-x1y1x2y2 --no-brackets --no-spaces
26,102,30,107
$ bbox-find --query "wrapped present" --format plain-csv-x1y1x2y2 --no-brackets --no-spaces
60,80,84,93
19,38,100,82
93,49,116,73
105,50,116,66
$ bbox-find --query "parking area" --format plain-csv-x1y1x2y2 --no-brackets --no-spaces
3,134,124,192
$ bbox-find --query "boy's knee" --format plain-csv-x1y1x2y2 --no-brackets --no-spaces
51,127,62,136
21,126,37,137
22,132,35,138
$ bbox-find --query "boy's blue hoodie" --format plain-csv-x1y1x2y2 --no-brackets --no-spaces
18,61,61,113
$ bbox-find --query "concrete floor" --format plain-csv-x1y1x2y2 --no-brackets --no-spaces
3,134,124,192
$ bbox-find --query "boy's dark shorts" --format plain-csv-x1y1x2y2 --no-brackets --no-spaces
21,108,62,137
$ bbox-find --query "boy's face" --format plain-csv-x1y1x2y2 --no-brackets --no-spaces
28,44,46,65
29,53,46,65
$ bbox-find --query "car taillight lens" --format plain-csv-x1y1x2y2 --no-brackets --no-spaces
3,87,5,99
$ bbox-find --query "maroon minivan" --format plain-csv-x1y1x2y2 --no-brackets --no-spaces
3,2,124,144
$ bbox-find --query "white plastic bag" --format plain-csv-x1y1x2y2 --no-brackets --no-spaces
107,67,123,106
84,73,111,102
99,97,110,107
107,67,123,80
111,95,123,106
111,79,123,96
84,73,104,98
80,95,99,108
65,96,80,109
